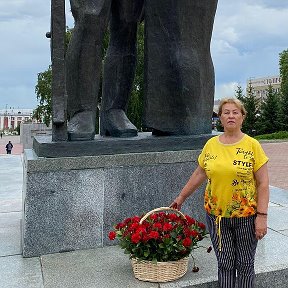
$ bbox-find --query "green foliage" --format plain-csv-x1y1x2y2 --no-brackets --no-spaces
127,22,144,130
34,24,144,131
240,82,260,136
65,26,73,53
279,49,288,97
215,119,224,132
108,210,207,262
235,85,245,102
279,49,288,131
16,125,20,135
33,66,52,126
258,85,281,134
33,26,73,127
255,131,288,140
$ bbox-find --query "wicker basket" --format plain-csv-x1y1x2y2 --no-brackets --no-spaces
131,207,189,282
131,257,189,283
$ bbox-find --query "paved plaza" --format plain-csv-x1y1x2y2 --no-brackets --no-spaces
0,136,288,287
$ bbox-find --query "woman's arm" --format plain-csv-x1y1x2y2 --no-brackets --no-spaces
170,165,207,210
254,163,269,240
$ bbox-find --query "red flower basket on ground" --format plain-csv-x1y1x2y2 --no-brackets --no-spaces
108,207,207,282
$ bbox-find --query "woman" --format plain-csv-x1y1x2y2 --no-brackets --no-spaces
171,98,269,288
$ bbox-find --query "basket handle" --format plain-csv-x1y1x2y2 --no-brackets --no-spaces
139,207,186,224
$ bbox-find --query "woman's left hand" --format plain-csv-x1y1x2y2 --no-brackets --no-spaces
255,215,268,240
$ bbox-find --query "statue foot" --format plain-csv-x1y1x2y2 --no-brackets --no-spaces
68,111,96,141
152,129,172,136
101,109,138,137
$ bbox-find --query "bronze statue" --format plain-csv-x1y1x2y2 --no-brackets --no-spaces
143,0,218,135
65,0,218,140
66,0,144,140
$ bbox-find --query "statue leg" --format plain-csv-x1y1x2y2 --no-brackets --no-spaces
66,0,112,140
143,0,218,135
100,0,144,137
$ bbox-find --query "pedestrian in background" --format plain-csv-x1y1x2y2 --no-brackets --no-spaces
171,98,269,288
5,141,13,154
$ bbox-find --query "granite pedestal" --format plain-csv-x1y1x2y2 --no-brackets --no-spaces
22,134,211,257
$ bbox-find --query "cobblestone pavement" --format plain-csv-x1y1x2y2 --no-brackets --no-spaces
0,135,22,155
261,141,288,191
0,135,287,190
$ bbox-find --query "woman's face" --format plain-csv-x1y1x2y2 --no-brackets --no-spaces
220,103,244,132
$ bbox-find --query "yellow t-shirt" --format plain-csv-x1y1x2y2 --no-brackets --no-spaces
198,134,268,218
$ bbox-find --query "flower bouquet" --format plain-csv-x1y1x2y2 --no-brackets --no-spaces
108,207,208,282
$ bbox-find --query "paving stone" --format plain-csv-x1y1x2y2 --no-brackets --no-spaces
0,255,43,288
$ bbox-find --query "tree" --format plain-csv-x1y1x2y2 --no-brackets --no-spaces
34,25,144,131
279,49,288,131
127,22,144,130
33,66,52,126
33,27,73,126
235,85,245,103
258,85,281,134
241,82,260,136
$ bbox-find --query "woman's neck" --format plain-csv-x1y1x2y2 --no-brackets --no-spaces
219,130,245,144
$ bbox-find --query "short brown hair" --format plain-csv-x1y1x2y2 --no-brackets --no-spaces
218,98,247,117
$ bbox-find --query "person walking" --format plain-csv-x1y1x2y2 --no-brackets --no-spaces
5,141,13,154
171,98,269,288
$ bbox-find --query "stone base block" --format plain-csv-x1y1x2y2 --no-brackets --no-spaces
22,148,207,257
32,132,212,158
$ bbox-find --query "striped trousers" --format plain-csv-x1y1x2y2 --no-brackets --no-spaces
206,213,258,288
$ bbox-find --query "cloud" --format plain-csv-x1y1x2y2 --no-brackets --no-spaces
0,0,288,109
214,82,239,100
211,0,288,99
0,1,52,110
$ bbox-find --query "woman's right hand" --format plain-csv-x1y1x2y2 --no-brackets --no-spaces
169,195,185,210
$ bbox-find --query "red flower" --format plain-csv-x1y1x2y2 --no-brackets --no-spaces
163,222,173,231
108,231,116,240
136,226,146,234
129,223,139,230
148,231,160,240
115,222,124,230
153,222,162,230
123,217,131,225
131,233,141,243
108,209,207,262
168,213,178,221
198,222,206,230
182,237,192,247
183,228,190,237
132,216,141,223
142,234,149,242
185,215,196,225
190,230,199,238
150,214,158,221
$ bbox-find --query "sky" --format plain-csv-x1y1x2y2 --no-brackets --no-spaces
1,0,288,110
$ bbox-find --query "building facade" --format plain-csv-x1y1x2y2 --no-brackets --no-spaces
247,75,281,102
0,108,34,131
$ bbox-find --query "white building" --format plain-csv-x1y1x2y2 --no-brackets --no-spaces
0,108,34,131
247,75,281,102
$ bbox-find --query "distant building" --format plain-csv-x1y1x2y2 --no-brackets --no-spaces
247,76,281,102
213,99,221,114
0,108,34,131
